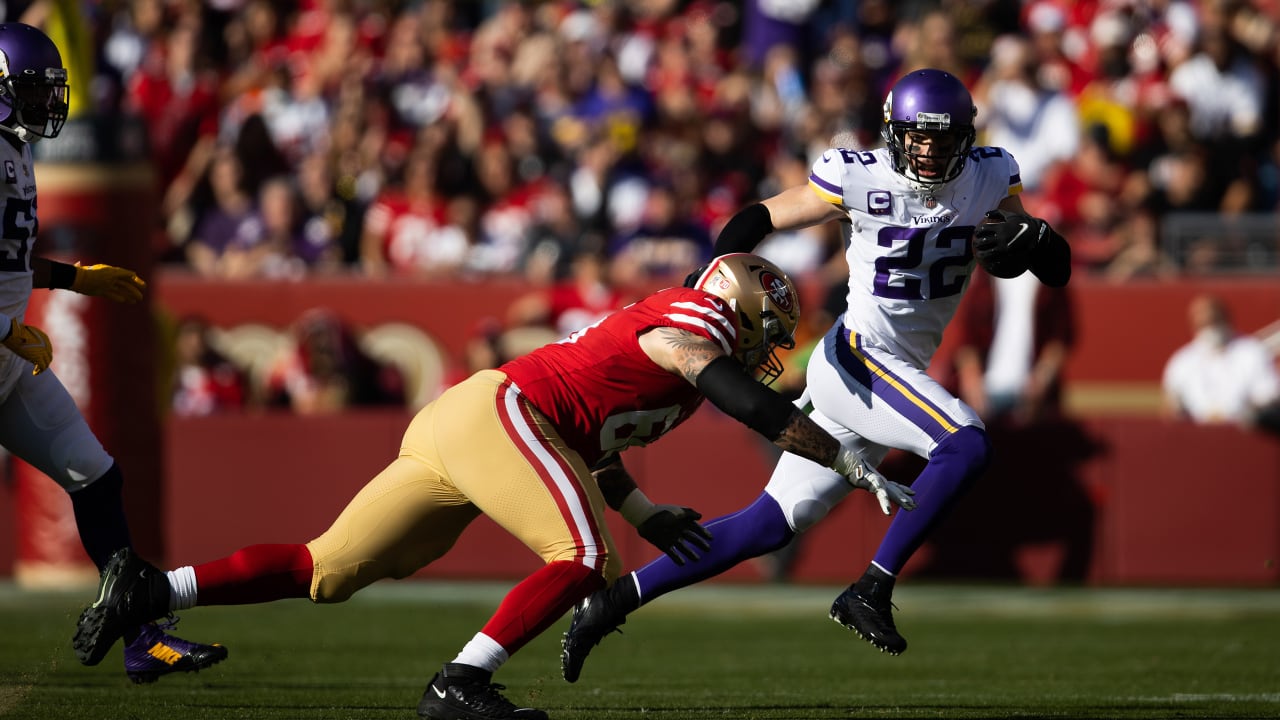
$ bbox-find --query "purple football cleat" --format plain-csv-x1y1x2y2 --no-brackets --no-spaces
123,618,228,684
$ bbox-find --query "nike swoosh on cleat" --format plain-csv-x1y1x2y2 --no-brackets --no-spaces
431,684,446,699
93,575,115,607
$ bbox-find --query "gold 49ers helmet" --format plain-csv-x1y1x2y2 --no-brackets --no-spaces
685,253,800,384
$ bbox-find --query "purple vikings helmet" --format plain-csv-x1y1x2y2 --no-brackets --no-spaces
881,69,976,186
0,23,69,143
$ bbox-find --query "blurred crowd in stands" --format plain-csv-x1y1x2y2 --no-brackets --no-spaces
76,0,1280,289
59,0,1271,418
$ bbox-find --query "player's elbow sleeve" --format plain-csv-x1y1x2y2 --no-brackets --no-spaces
713,203,774,256
696,355,795,440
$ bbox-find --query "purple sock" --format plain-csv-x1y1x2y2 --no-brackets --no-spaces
873,426,991,573
634,492,794,605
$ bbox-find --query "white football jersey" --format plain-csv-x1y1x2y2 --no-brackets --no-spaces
0,138,38,384
808,145,1021,369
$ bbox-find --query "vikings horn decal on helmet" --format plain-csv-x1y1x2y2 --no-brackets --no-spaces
0,23,69,143
686,253,800,384
881,69,976,187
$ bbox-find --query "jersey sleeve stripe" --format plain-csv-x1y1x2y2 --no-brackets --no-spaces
669,301,735,333
666,312,734,355
808,175,843,205
1008,172,1023,196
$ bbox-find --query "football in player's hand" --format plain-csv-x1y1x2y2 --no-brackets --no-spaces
973,210,1034,279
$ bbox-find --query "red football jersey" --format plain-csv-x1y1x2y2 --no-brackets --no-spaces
500,286,738,467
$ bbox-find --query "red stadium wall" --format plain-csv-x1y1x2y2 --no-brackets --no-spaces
3,273,1279,586
160,409,1280,587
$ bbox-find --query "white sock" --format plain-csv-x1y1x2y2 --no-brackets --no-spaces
166,566,198,611
451,632,509,673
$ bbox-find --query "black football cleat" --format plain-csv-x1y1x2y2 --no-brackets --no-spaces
73,548,172,666
417,663,548,720
830,566,907,655
124,617,228,684
560,589,627,683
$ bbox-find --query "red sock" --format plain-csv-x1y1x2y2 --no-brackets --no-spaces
194,543,315,606
481,560,604,655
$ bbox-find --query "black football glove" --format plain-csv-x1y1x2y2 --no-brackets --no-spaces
973,210,1048,279
636,507,713,566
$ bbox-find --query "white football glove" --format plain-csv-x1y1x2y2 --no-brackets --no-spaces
832,447,916,515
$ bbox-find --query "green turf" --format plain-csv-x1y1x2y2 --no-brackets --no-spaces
2,581,1278,719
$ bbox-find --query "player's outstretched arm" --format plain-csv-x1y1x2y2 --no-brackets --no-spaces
32,257,147,303
593,456,712,566
642,327,915,515
714,185,842,256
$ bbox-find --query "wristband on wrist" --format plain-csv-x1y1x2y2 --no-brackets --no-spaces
619,488,657,526
47,261,78,289
831,446,864,480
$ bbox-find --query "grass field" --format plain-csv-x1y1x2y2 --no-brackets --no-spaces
2,580,1278,720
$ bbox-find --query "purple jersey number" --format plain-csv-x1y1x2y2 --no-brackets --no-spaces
873,225,974,300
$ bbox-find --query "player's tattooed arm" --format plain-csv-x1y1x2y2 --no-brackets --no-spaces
639,326,723,384
772,412,840,467
592,456,639,511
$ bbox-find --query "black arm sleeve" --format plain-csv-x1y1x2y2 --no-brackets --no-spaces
695,355,796,440
712,203,774,256
1029,223,1071,288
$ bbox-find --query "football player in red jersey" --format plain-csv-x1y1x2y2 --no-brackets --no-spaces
72,253,914,720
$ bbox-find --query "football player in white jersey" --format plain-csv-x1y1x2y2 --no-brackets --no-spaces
562,68,1072,680
0,22,226,682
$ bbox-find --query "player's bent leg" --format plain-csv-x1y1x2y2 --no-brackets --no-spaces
638,491,795,598
309,456,481,603
422,561,600,719
483,561,604,656
561,573,638,684
873,425,991,573
833,426,992,656
563,492,797,683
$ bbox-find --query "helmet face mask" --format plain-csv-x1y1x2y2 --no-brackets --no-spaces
881,69,976,187
0,23,69,143
686,253,800,385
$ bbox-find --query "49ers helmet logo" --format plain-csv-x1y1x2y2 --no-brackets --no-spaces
761,271,793,313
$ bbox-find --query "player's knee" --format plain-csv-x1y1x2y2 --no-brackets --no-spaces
312,566,375,604
542,541,616,584
933,425,993,479
309,547,405,604
311,570,346,603
789,498,830,533
601,549,622,586
47,425,113,492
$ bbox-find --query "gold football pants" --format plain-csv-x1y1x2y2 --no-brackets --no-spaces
305,370,621,601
